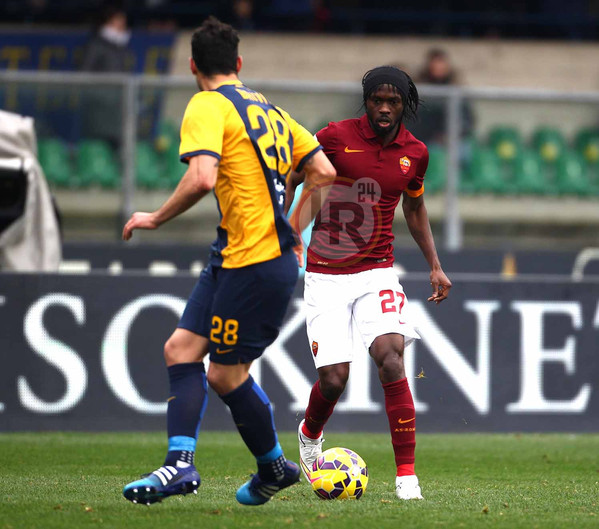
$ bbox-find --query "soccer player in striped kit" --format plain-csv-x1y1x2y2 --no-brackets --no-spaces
291,66,452,500
121,17,334,506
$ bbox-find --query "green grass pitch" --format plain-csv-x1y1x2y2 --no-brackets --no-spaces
1,432,598,529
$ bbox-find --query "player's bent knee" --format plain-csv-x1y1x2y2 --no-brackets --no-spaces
163,330,208,366
319,367,349,400
320,379,346,400
207,374,236,396
370,335,405,363
163,337,180,365
377,352,406,383
163,336,192,365
206,369,222,393
207,363,250,396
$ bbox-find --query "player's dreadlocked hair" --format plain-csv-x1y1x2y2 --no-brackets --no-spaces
191,16,239,76
362,66,420,122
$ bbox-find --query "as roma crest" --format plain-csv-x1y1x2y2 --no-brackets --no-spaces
311,341,319,356
399,156,411,175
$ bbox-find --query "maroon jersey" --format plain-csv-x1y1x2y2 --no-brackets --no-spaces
306,114,428,274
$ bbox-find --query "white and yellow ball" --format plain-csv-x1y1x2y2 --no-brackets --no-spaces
309,447,368,500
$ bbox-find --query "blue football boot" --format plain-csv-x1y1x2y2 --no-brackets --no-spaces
236,460,301,506
123,465,200,505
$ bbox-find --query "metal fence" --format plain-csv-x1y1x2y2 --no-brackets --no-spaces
2,70,599,250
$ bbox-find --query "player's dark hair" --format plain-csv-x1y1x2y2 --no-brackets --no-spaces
362,66,420,122
191,16,239,76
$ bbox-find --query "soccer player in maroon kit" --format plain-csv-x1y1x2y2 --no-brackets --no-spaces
291,66,452,500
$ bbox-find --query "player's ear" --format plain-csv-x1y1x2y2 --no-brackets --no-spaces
236,55,243,74
189,57,198,75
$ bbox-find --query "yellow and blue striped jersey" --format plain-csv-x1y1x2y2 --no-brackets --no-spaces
180,80,321,269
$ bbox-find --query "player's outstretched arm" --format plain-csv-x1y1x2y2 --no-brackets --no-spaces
287,151,336,267
122,155,216,241
288,150,335,235
401,192,452,303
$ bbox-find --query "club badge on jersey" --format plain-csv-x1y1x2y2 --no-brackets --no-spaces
399,156,411,175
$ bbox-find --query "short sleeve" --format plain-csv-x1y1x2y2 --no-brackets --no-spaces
406,146,428,198
179,92,226,164
277,107,323,172
315,122,337,161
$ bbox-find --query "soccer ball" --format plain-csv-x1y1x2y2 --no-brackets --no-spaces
309,447,368,500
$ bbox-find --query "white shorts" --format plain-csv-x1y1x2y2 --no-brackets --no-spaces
304,267,420,369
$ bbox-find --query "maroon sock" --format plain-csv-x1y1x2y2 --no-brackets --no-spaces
383,377,416,476
303,381,338,439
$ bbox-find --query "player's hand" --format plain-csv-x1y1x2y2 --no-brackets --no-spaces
122,212,159,241
293,241,304,268
427,268,452,304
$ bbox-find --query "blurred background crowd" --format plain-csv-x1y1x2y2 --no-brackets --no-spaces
3,0,599,39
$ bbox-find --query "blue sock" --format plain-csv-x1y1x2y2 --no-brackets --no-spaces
220,375,286,481
164,362,208,467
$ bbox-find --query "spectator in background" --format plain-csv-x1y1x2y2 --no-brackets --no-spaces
408,48,474,147
79,3,133,147
418,48,458,86
231,0,256,30
81,4,131,72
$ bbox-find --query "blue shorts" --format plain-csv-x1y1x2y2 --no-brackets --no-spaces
178,249,298,365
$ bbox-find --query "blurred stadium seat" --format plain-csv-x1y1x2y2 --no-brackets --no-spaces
37,123,188,191
575,129,599,195
37,124,599,198
460,125,599,197
425,145,446,193
575,128,599,164
465,146,503,193
488,126,522,162
555,150,589,196
512,149,545,195
163,146,186,188
76,140,120,188
154,121,180,155
136,141,162,189
532,127,566,163
151,121,185,189
38,138,72,187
